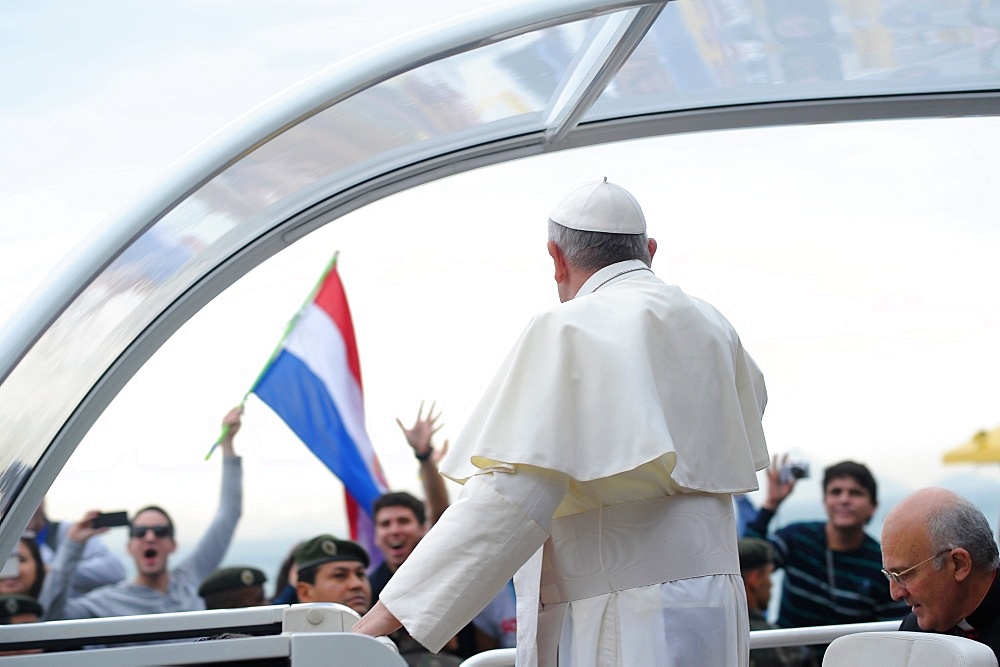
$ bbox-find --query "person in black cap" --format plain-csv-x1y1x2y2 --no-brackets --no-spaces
198,566,267,610
0,593,43,625
294,534,371,616
0,594,44,656
739,537,814,667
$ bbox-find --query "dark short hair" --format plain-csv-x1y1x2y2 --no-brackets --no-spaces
738,537,773,573
274,541,304,600
297,564,317,586
373,492,425,525
131,505,175,538
823,461,877,505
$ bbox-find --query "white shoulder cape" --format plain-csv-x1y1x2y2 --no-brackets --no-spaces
440,261,769,492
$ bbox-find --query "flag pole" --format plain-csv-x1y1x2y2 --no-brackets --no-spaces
205,251,341,460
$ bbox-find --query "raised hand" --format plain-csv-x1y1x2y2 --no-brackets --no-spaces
763,453,798,511
219,405,244,457
395,400,443,460
67,510,109,543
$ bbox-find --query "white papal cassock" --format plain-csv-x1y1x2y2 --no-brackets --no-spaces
379,259,770,666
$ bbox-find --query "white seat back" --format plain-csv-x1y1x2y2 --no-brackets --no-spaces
823,631,998,667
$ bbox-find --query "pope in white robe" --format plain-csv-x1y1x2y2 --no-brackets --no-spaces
354,179,770,666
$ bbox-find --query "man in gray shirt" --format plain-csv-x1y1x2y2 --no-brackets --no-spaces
41,407,244,620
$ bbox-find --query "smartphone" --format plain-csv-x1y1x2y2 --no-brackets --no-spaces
91,511,130,529
0,554,19,579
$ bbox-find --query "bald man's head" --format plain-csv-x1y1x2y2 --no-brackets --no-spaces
881,488,998,632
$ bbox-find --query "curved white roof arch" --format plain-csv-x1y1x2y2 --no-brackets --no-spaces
2,0,999,554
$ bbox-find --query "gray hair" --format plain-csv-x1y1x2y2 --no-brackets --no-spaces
547,220,650,272
927,497,1000,572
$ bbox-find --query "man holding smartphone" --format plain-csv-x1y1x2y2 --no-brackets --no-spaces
26,499,126,600
39,406,244,620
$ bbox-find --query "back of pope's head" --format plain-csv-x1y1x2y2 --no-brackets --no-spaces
547,178,652,271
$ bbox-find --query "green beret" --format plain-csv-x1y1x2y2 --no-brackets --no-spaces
294,534,370,572
198,566,267,597
0,594,43,620
738,537,773,572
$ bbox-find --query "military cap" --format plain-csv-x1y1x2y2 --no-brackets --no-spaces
0,594,43,620
198,566,267,597
738,537,774,572
294,534,370,572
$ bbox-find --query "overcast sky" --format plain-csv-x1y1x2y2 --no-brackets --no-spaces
3,1,1000,578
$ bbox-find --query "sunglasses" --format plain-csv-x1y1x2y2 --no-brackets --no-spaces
129,525,172,539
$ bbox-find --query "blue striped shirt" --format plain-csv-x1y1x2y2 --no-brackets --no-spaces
746,509,909,628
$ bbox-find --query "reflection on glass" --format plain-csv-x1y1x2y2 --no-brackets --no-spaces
590,0,1000,120
0,15,597,525
0,461,31,519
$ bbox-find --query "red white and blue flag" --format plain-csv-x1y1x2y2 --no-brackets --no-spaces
251,254,388,568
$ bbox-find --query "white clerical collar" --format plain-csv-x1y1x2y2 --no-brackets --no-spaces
577,259,653,298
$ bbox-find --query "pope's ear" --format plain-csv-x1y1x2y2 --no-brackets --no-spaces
547,240,567,282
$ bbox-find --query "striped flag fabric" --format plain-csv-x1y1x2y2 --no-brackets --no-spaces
251,254,388,568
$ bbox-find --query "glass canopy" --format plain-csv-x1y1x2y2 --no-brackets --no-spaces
1,0,999,551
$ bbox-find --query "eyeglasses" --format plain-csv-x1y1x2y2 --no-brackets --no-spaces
881,549,951,585
129,525,172,539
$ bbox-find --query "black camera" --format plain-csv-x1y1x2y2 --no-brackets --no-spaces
779,460,810,484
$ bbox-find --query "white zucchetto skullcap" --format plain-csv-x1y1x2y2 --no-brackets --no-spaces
549,178,646,234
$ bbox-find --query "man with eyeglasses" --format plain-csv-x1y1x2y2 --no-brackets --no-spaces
39,406,244,620
881,487,1000,658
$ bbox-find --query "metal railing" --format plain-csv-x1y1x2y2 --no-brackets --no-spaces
459,620,903,666
0,603,404,666
0,603,902,666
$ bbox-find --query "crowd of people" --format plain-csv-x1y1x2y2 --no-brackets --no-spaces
8,442,995,664
1,401,514,663
4,180,1000,666
736,459,1000,665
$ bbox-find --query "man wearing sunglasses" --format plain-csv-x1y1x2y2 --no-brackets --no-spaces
881,487,1000,659
39,406,244,620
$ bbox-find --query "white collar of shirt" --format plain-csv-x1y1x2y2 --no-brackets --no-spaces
576,259,653,298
